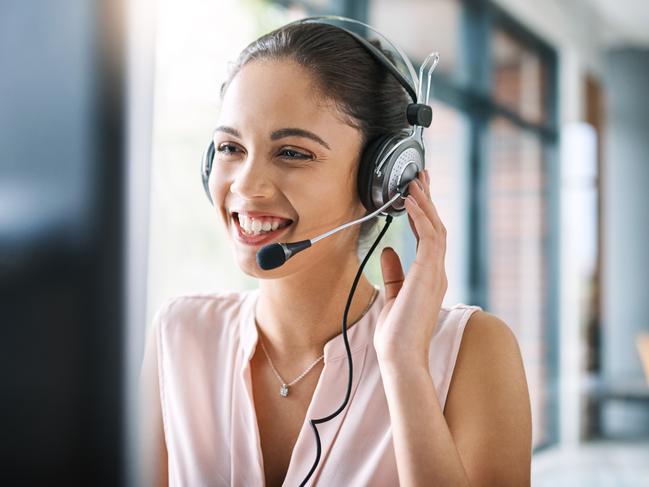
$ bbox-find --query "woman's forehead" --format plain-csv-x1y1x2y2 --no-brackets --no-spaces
218,59,359,145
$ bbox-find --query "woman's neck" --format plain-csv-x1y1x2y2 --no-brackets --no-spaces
255,254,377,365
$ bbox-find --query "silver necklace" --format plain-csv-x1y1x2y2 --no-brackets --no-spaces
257,286,379,397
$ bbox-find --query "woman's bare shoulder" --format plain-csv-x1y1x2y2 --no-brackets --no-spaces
444,310,532,485
448,310,528,402
462,310,519,353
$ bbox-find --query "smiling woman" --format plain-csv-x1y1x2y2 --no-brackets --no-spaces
209,55,369,278
212,31,411,266
140,16,531,487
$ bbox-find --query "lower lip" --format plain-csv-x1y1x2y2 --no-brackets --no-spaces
232,216,293,247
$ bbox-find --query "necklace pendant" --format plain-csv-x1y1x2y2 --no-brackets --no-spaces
280,384,289,397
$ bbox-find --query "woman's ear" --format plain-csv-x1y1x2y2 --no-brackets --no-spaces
354,198,369,220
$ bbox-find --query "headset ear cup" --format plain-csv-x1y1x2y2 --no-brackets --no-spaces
201,141,215,205
360,131,426,217
379,136,425,215
357,135,393,213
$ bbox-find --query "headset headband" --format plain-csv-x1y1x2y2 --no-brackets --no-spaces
293,16,438,130
296,16,419,104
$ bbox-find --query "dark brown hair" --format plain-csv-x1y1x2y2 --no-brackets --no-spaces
220,21,410,253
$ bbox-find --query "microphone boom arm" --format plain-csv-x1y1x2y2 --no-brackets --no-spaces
256,192,404,270
311,192,403,244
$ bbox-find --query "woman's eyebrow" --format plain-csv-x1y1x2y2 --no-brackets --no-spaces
270,127,330,150
214,125,241,138
214,125,330,150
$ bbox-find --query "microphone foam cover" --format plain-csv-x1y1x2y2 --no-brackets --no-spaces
256,243,286,270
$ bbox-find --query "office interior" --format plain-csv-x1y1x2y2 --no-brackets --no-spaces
1,0,648,485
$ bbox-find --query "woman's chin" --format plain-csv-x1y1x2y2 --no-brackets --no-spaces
231,249,258,274
234,250,278,278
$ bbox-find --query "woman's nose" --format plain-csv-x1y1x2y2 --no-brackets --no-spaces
228,153,274,199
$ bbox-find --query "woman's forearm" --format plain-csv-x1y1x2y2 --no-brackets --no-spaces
378,361,471,487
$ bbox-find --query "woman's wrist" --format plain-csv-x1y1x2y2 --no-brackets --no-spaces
377,354,430,379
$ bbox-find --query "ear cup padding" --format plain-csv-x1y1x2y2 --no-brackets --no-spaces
357,134,401,212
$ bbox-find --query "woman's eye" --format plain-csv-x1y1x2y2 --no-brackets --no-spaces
216,143,241,156
279,148,311,160
215,144,311,162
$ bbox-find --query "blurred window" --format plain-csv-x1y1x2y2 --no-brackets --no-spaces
369,0,462,81
487,117,550,446
491,28,549,126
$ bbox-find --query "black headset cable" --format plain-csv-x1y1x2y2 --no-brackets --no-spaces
299,214,394,486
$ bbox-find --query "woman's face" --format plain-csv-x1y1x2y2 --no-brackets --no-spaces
210,58,366,278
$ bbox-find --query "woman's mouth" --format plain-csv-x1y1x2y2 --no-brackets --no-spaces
231,212,293,247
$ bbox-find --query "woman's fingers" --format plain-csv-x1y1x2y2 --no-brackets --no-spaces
396,176,449,299
404,175,447,264
404,174,425,242
380,247,405,301
407,210,419,243
408,174,446,237
404,194,437,261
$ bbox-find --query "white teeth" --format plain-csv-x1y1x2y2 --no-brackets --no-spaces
236,214,289,236
242,216,252,233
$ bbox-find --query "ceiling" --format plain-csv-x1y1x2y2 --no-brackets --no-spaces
587,0,649,46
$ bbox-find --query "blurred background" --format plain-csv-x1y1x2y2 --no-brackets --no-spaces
1,0,648,485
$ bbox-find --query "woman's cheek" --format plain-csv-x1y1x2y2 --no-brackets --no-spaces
207,172,230,229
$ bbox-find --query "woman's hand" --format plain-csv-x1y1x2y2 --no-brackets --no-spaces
373,169,448,370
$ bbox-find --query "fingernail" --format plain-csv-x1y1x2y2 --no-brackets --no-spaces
412,179,424,191
424,169,430,184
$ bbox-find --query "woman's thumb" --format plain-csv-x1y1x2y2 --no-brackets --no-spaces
380,247,404,300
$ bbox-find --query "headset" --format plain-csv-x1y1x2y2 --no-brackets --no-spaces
199,15,439,486
200,15,439,219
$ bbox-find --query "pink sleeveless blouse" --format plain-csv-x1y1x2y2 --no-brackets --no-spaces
152,286,482,486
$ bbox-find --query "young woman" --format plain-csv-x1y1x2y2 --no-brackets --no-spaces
140,20,532,487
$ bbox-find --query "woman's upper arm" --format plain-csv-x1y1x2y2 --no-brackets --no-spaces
443,311,532,487
139,310,169,487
